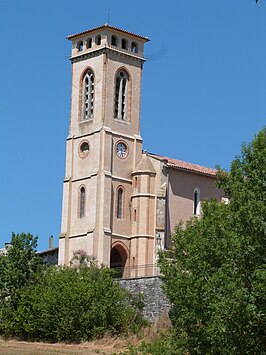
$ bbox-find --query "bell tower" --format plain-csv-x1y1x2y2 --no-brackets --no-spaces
59,24,149,267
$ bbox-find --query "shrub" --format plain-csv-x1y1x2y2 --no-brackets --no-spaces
0,265,146,342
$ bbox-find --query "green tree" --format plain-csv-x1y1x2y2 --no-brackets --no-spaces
0,233,41,298
0,233,42,330
160,128,266,354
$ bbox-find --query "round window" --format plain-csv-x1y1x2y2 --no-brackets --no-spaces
79,141,90,158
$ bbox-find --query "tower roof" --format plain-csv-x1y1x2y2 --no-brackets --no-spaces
133,154,156,174
67,24,150,42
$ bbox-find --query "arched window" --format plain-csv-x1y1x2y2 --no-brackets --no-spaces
86,38,92,49
78,41,83,51
111,35,118,46
79,187,86,218
116,187,124,219
131,42,138,53
121,38,128,50
82,69,94,119
79,140,90,158
95,35,101,45
114,70,129,120
193,188,201,216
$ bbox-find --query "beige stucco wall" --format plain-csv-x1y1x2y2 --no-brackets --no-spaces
59,27,147,267
168,168,224,232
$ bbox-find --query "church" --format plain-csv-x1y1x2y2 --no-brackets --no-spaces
58,24,224,277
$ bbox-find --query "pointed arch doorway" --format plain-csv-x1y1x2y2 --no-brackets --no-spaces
110,244,128,278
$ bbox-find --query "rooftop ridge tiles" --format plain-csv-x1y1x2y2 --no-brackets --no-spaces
67,24,150,41
147,152,217,176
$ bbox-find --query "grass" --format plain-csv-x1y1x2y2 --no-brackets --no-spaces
0,313,172,355
0,338,127,354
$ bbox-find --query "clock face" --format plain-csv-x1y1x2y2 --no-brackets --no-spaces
116,142,128,158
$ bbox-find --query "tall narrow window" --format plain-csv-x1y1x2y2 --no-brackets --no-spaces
121,38,128,50
80,187,85,218
82,70,94,119
86,38,92,48
193,188,200,216
111,35,118,46
78,41,83,51
117,187,123,219
131,42,138,53
95,35,101,45
114,70,128,120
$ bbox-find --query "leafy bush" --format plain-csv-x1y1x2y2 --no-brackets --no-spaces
0,265,146,342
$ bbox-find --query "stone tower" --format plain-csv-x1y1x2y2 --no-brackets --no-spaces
59,24,151,271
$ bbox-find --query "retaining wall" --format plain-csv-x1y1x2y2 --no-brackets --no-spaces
119,276,170,323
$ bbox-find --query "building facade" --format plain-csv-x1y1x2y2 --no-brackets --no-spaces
59,24,224,277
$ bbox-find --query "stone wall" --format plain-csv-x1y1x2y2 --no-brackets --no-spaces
119,276,170,323
38,247,58,266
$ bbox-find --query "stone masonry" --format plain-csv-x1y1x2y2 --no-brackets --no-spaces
119,276,170,323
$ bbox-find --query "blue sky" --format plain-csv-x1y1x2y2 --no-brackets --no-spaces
0,0,265,251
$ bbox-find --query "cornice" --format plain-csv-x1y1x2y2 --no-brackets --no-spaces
130,234,155,239
111,175,132,183
112,232,130,240
131,193,155,199
70,171,98,183
67,126,142,143
70,47,145,64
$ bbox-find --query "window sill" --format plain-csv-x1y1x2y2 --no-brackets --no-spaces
79,118,93,124
114,118,129,125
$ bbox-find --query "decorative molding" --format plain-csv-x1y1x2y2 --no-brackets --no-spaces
69,233,88,239
134,134,142,141
112,129,141,141
67,126,141,143
112,232,130,240
72,171,98,183
104,171,112,177
130,234,155,239
112,175,132,183
103,227,112,234
70,47,145,65
131,193,155,199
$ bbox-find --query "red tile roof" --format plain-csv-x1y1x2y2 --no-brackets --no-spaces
147,153,217,177
67,24,150,41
